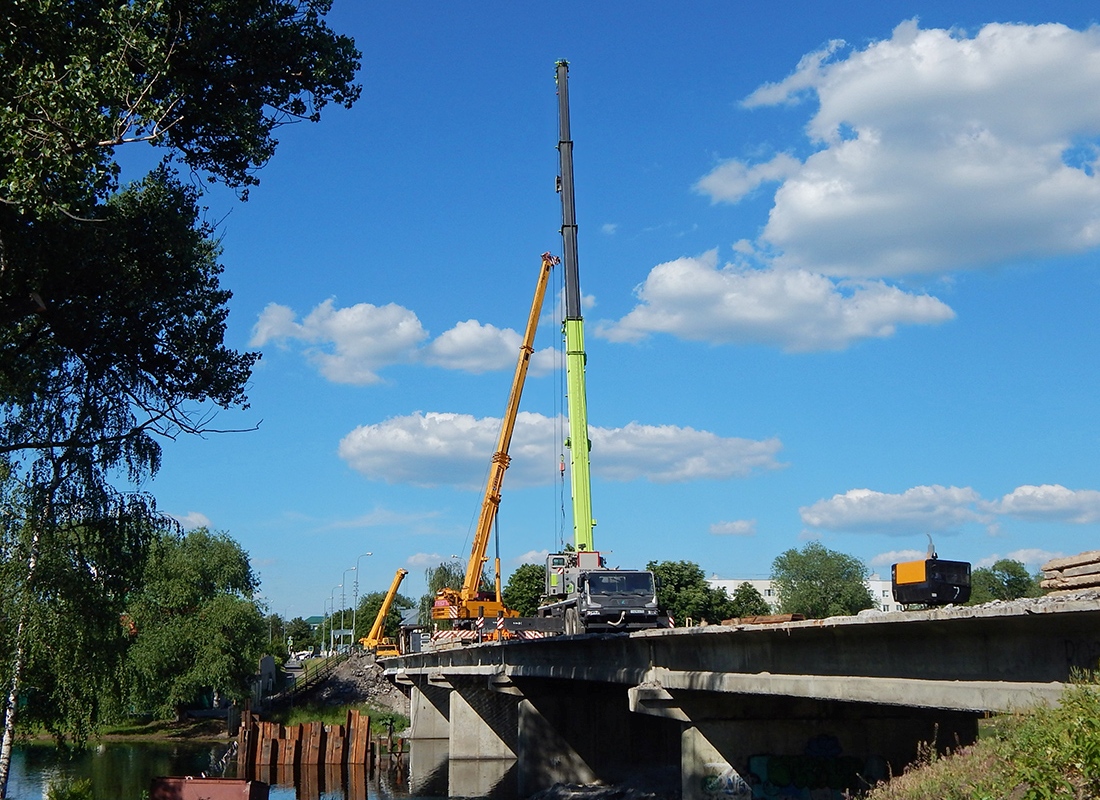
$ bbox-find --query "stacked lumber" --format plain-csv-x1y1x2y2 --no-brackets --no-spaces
1040,550,1100,592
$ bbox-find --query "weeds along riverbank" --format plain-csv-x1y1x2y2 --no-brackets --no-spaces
867,675,1100,799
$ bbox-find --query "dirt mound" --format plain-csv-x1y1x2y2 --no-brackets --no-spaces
307,651,410,717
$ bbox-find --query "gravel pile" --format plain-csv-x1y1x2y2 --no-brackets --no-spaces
307,651,410,717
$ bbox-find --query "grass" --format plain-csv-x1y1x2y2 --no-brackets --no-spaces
270,701,409,738
867,675,1100,800
94,717,228,740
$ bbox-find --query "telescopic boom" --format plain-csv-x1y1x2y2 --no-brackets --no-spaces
556,60,595,552
431,252,558,624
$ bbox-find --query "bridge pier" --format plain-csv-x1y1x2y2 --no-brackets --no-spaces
512,678,680,796
409,682,450,740
449,679,518,759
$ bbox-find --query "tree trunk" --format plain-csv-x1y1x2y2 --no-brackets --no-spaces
0,616,30,798
0,528,41,798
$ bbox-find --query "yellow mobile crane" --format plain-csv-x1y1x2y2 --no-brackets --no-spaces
360,568,408,657
431,252,559,632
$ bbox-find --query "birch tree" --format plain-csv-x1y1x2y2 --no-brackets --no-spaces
0,2,361,793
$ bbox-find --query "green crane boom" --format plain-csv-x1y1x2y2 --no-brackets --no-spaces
556,59,595,552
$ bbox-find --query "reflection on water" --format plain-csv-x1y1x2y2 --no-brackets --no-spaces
8,740,518,800
8,741,232,800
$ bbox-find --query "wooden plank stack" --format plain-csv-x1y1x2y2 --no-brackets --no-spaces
1041,550,1100,593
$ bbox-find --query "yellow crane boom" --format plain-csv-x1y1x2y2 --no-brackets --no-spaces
360,568,408,650
432,252,559,625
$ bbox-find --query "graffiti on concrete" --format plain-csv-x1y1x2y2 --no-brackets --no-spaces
701,762,752,799
746,735,888,799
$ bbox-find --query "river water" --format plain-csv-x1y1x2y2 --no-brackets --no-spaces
5,740,491,800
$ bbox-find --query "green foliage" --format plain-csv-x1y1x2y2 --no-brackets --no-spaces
1,168,258,465
273,701,408,737
0,0,361,215
729,581,773,617
0,496,165,742
0,3,360,791
646,560,734,624
286,616,316,651
124,527,265,718
418,559,467,625
868,678,1100,800
967,559,1043,605
264,613,288,655
356,592,415,642
45,778,94,800
771,541,875,619
503,563,547,616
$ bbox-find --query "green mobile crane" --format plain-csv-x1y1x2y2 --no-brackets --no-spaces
536,62,662,635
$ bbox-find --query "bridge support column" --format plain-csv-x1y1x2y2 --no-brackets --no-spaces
409,682,450,740
515,678,681,797
449,681,519,760
517,697,598,796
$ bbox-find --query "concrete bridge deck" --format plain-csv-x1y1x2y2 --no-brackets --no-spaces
386,593,1100,799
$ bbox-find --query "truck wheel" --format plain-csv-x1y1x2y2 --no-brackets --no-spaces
565,608,579,635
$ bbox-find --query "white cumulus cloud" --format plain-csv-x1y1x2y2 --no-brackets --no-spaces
974,548,1064,569
250,300,553,383
421,319,556,375
987,484,1100,524
599,250,954,351
869,549,926,569
251,299,427,384
338,411,784,489
710,519,757,536
703,20,1100,278
514,549,550,565
804,482,1100,536
800,485,988,534
171,511,212,530
407,552,457,568
694,153,802,203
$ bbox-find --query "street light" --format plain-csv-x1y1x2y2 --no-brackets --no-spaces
352,552,373,648
329,584,342,653
341,567,357,650
322,596,333,656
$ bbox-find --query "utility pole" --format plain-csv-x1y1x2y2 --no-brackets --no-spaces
352,552,373,647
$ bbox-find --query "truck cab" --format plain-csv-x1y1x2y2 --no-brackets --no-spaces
539,551,661,634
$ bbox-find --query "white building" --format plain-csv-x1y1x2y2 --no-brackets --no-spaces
708,575,906,614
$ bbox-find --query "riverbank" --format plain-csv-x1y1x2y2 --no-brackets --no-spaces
19,717,233,744
95,717,232,741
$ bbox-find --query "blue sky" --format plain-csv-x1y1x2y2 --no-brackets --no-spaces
137,3,1100,618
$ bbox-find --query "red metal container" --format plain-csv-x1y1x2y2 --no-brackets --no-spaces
149,777,269,800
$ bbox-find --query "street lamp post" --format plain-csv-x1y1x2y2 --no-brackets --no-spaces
341,567,357,650
329,585,341,654
352,552,373,649
323,597,332,656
